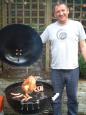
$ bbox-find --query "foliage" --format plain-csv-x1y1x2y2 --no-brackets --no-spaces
79,55,86,79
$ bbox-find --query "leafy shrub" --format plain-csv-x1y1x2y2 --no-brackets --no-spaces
79,55,86,79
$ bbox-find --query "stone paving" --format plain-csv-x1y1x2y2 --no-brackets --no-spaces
62,80,86,115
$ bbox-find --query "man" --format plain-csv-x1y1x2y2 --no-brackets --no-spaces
40,1,86,115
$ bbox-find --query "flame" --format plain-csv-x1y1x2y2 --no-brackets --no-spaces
11,75,44,102
21,75,36,95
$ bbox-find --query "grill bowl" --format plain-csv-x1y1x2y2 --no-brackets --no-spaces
5,81,53,114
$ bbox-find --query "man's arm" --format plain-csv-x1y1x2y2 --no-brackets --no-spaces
79,40,86,61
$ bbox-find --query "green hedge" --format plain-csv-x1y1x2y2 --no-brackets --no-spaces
79,55,86,79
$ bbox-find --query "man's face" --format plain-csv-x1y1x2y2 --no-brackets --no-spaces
54,4,69,24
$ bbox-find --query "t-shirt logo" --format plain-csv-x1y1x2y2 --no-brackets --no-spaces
56,29,67,40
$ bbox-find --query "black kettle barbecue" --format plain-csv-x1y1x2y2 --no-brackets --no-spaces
5,79,59,114
0,24,59,114
0,24,43,66
5,80,54,114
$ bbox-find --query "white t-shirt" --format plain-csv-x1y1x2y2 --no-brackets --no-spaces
40,19,86,69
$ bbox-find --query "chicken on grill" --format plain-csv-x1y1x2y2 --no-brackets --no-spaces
11,75,43,102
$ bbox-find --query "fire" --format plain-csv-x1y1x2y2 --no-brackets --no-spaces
21,75,37,97
11,75,43,102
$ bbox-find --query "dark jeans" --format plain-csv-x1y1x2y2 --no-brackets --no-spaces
51,68,79,115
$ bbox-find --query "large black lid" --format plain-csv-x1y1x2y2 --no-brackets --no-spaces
0,24,43,66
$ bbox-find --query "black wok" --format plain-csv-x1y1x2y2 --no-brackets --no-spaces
5,81,53,114
0,24,43,66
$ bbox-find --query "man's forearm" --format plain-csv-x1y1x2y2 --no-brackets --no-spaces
80,40,86,62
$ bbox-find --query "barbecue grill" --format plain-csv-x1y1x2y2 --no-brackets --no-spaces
5,81,53,114
0,24,54,115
